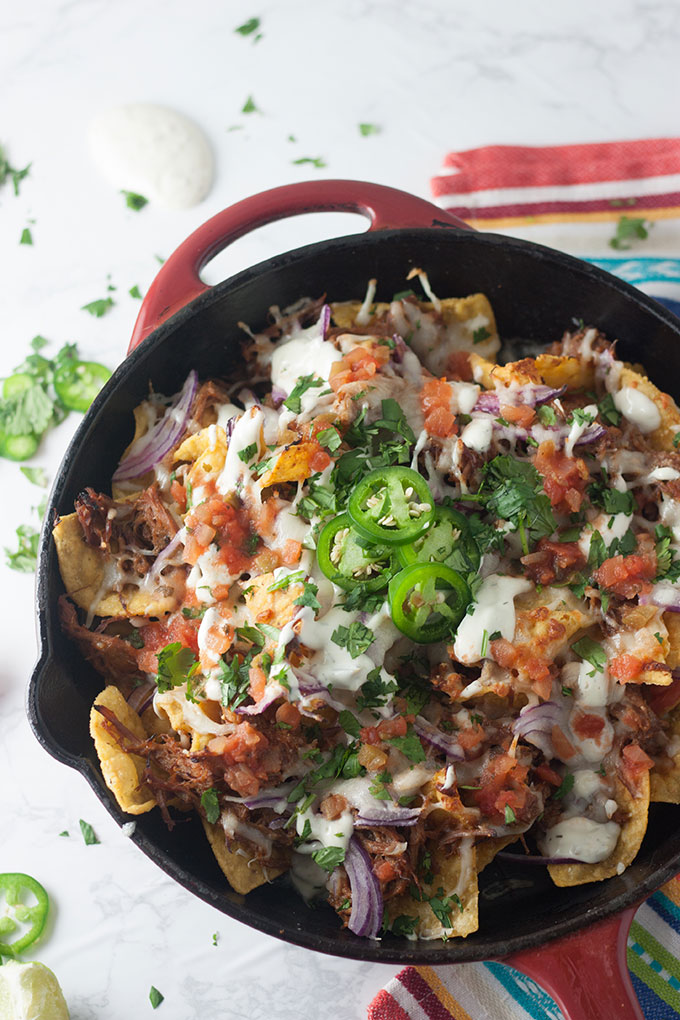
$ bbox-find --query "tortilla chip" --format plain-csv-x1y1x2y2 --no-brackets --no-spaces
112,403,156,499
386,841,479,939
202,818,286,894
260,441,320,487
651,705,680,804
534,353,594,390
664,613,680,669
53,513,180,618
476,836,518,873
514,587,594,665
618,365,680,452
244,571,305,629
90,685,156,814
470,352,592,392
547,773,650,886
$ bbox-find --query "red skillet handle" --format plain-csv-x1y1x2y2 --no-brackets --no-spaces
503,907,642,1020
128,179,469,352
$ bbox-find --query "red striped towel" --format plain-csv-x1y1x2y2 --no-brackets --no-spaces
368,138,680,1020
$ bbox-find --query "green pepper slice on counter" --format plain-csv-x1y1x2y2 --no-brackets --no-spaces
348,467,435,546
54,360,111,413
396,506,481,572
0,873,49,957
317,512,392,591
388,563,470,643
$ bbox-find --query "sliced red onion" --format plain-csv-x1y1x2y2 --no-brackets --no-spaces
413,717,464,761
145,528,185,581
574,424,607,447
513,702,561,737
533,384,567,406
319,303,331,339
225,416,237,440
640,582,680,613
127,680,155,715
474,392,499,414
345,837,383,939
113,371,198,481
474,385,566,415
271,385,287,408
355,805,421,827
236,682,286,715
391,333,407,364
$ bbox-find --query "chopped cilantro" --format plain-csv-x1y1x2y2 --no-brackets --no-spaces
242,94,259,114
284,373,323,413
4,524,40,572
340,583,386,615
235,16,260,35
597,392,622,426
311,846,345,871
569,408,595,426
235,624,266,647
655,632,664,645
212,932,219,946
0,145,31,196
294,580,321,611
369,770,393,801
129,284,143,299
79,819,99,845
477,455,556,547
386,730,425,763
121,190,148,210
20,227,33,245
561,685,573,697
356,667,398,711
655,524,680,583
59,830,69,837
149,986,164,1009
504,804,516,825
537,405,557,426
182,606,206,620
218,651,255,711
238,442,258,463
480,629,489,659
331,621,374,658
316,426,342,452
571,636,606,672
338,710,361,738
267,570,305,592
292,156,327,168
559,526,582,542
201,788,220,824
587,530,607,570
389,914,419,936
155,642,199,693
81,297,114,318
587,479,634,515
20,466,47,487
609,215,651,251
472,326,491,345
553,772,575,800
359,123,380,136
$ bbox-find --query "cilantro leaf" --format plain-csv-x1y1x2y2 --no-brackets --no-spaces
294,580,321,611
359,123,380,136
338,710,361,738
479,455,556,545
200,788,220,824
472,326,491,344
609,216,651,251
369,770,393,801
386,730,425,763
20,466,47,487
121,190,148,210
655,524,680,583
504,804,516,824
331,621,374,658
4,524,40,572
242,94,259,114
19,227,33,245
571,636,606,672
129,284,143,299
537,405,557,426
340,584,387,615
79,819,99,845
587,480,634,515
389,914,419,936
597,392,622,426
284,374,323,413
292,157,327,168
81,297,114,318
311,846,345,871
235,16,260,35
218,652,254,710
356,667,398,711
553,773,575,800
155,642,199,693
316,426,342,452
149,986,164,1009
267,570,305,592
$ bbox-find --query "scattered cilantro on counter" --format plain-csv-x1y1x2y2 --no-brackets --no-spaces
20,466,47,487
5,524,40,572
292,156,327,168
149,986,164,1009
79,819,100,845
242,94,259,114
129,284,143,299
121,190,148,210
81,296,114,318
19,227,33,245
0,144,31,196
609,215,651,251
358,123,380,137
59,830,69,837
235,16,261,37
212,932,219,946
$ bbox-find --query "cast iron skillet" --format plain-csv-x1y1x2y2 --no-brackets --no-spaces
28,181,680,1019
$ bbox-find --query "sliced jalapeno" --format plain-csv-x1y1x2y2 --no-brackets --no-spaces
54,360,111,413
348,467,435,546
397,507,481,572
388,563,470,643
317,512,391,591
0,873,49,957
0,430,39,461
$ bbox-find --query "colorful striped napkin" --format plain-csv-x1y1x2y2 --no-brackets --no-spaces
369,138,680,1020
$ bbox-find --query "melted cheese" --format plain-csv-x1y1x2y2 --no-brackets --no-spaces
453,575,532,664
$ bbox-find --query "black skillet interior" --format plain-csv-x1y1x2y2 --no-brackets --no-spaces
29,226,680,964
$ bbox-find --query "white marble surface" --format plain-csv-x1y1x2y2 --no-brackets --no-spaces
1,1,679,1016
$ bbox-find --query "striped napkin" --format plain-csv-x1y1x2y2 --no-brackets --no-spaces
369,138,680,1020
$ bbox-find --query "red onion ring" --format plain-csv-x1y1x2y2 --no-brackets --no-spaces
345,837,383,939
113,371,198,481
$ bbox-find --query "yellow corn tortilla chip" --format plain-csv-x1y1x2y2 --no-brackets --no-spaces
202,818,286,894
90,685,156,815
664,613,680,669
476,836,518,873
618,365,680,451
112,403,156,499
385,841,479,939
244,571,304,629
547,773,650,886
53,513,180,618
470,352,593,392
651,704,680,804
260,441,320,487
513,586,595,666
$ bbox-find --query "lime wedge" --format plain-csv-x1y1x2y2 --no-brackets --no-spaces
0,960,69,1020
